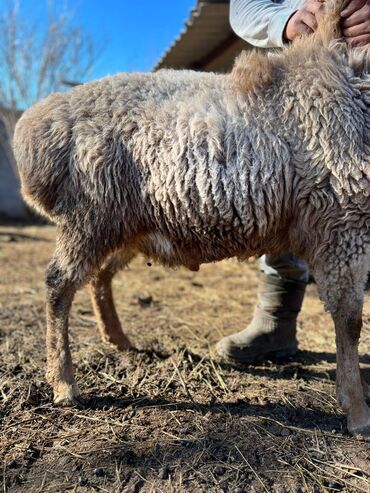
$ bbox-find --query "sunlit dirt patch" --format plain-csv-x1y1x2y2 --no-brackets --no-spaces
1,226,369,492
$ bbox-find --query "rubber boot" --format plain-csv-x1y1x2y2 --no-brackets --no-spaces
216,273,306,364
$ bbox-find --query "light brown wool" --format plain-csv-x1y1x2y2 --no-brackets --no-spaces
13,0,370,435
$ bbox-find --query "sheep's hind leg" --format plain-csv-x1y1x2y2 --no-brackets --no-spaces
46,226,110,406
313,247,370,436
89,251,134,350
45,257,83,406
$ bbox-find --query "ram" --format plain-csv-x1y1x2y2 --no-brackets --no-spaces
13,0,370,436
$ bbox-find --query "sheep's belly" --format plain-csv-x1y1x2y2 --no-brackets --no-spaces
139,232,250,272
144,233,175,259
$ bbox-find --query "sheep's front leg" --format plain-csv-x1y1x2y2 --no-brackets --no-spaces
45,259,81,406
332,304,370,435
314,246,370,436
89,254,132,350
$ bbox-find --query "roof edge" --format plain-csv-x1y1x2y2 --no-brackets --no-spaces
153,1,231,71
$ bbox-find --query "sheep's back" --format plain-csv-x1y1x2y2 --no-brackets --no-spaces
13,70,223,222
13,68,293,262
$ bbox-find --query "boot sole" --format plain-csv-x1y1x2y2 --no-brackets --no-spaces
216,343,298,365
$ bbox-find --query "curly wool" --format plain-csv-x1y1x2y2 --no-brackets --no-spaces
13,0,370,286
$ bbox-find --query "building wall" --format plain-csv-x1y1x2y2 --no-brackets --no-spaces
199,38,247,72
0,118,27,220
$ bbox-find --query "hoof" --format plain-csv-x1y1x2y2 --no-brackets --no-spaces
349,424,370,438
348,412,370,438
53,383,83,408
362,377,370,401
105,334,132,352
114,339,132,352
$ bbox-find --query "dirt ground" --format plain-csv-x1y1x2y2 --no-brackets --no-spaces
1,225,370,493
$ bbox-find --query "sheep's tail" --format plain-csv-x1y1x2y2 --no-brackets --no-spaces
315,0,351,43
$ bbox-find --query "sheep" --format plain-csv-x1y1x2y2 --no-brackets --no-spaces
12,0,370,436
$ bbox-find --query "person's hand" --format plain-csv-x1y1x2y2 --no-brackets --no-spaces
283,0,325,41
341,0,370,46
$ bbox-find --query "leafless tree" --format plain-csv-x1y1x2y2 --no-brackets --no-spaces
0,0,105,112
0,0,105,173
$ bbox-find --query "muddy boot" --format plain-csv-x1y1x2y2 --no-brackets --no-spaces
216,273,306,364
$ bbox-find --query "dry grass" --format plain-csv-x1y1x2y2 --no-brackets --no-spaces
1,225,370,493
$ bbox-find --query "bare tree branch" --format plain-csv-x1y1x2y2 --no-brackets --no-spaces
0,0,106,111
0,0,106,177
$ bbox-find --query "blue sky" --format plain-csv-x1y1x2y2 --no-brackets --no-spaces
19,0,197,80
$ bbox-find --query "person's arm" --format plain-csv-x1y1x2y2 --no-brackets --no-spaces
230,0,297,48
230,0,324,48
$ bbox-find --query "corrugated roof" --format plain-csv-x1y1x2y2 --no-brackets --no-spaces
154,1,232,70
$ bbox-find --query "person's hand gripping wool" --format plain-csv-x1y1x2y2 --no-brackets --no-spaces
283,0,325,40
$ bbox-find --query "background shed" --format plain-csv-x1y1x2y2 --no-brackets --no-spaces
154,0,247,72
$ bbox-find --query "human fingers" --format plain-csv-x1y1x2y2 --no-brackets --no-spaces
341,0,367,18
284,12,314,40
296,19,315,34
305,0,326,15
345,32,370,44
343,20,370,36
342,2,370,27
300,9,318,30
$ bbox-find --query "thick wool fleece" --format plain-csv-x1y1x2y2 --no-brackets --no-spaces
13,0,370,310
